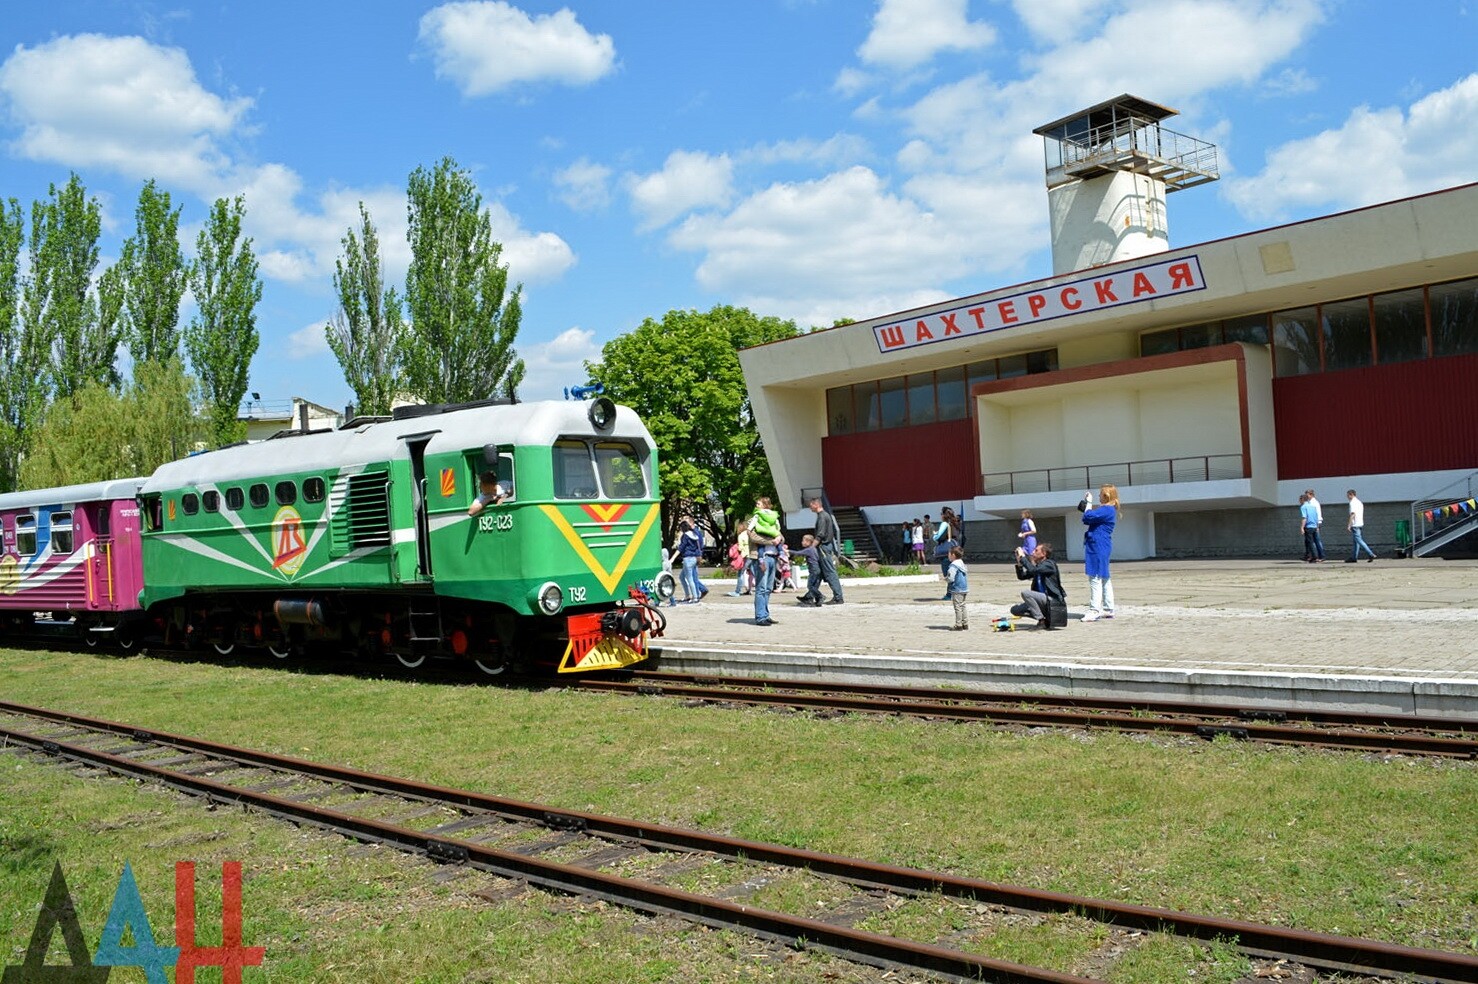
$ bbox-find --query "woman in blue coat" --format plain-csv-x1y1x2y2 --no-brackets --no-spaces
1078,484,1119,621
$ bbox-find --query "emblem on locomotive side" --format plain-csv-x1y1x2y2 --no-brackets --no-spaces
272,506,307,576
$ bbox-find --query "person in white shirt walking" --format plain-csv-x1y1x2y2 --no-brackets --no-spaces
1345,489,1377,563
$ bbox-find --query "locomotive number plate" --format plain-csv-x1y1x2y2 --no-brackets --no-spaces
477,513,514,532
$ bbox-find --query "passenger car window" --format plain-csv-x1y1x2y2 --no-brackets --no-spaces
249,484,269,508
552,440,598,499
15,515,36,555
50,512,73,553
593,442,647,498
275,481,297,506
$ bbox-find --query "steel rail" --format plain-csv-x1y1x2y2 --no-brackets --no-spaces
574,676,1478,758
3,701,1477,982
622,670,1478,734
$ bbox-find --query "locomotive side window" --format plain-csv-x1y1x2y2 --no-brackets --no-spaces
249,484,269,508
141,495,163,532
593,442,647,498
50,512,74,553
275,481,297,506
552,440,598,499
15,515,36,555
303,477,325,503
225,487,244,511
203,490,220,512
182,493,200,515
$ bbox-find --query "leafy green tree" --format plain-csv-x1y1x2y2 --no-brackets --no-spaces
18,358,201,488
121,180,188,367
0,196,28,491
186,196,261,447
402,156,524,404
327,203,403,416
25,173,121,397
586,305,798,545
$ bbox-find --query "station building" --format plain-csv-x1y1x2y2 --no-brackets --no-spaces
739,96,1478,560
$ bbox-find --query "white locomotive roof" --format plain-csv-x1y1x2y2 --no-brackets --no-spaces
0,477,149,511
141,399,653,490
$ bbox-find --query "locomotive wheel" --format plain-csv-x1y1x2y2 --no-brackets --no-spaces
473,656,508,676
267,642,292,659
115,629,137,652
392,651,426,670
213,642,236,656
83,633,99,648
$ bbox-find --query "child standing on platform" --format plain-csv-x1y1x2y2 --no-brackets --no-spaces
946,546,969,630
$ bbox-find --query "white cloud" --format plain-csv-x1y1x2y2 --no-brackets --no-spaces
625,150,735,230
1262,67,1318,97
740,134,872,168
667,166,1038,326
553,157,613,212
857,0,997,70
1225,73,1478,221
418,1,616,97
833,66,873,97
0,34,251,193
287,317,332,360
517,326,602,401
1009,0,1104,42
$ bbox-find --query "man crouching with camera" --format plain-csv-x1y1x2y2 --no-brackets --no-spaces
1011,542,1066,629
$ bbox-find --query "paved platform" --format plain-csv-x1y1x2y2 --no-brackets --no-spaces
647,559,1478,717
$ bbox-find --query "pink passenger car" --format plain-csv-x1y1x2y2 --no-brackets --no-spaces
0,478,148,647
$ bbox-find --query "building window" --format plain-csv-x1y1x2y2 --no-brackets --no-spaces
1180,323,1221,349
826,386,853,435
1372,288,1427,364
1140,328,1179,356
1320,298,1372,371
1222,314,1270,347
905,373,936,425
936,366,967,421
997,353,1028,378
1429,276,1478,357
852,381,880,432
879,376,907,428
1272,307,1320,376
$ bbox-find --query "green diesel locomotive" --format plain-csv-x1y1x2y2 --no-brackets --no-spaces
137,397,675,672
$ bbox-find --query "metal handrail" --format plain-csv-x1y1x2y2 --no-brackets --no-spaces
1409,470,1478,555
981,454,1244,497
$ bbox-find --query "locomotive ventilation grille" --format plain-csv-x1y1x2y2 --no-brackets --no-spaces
329,471,392,552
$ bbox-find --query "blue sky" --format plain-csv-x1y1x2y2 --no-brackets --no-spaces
2,0,1474,408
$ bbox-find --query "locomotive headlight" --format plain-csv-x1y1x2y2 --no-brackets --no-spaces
588,396,616,431
654,571,677,600
534,581,564,615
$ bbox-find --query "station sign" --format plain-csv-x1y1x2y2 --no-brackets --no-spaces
873,255,1207,354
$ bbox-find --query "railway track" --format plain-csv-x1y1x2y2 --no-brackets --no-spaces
572,670,1478,758
4,700,1477,983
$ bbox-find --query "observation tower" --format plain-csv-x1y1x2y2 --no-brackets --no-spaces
1034,94,1219,275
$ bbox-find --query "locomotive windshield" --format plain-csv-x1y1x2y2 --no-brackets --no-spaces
553,439,648,499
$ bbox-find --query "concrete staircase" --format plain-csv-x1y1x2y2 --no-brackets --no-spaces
830,506,882,567
1410,471,1478,557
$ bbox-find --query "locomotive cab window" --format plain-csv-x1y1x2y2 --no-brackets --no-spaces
16,515,37,555
50,512,73,553
141,495,163,532
552,440,599,499
593,442,647,498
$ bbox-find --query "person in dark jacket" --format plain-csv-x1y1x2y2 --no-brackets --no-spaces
807,498,844,604
1011,542,1065,628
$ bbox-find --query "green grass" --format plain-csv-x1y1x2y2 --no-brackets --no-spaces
3,645,1477,980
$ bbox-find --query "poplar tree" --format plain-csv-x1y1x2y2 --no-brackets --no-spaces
326,203,403,416
0,197,30,491
402,157,524,404
185,196,261,447
121,180,188,367
26,173,122,397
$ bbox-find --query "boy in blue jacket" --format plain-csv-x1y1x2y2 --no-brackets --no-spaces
945,546,969,630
